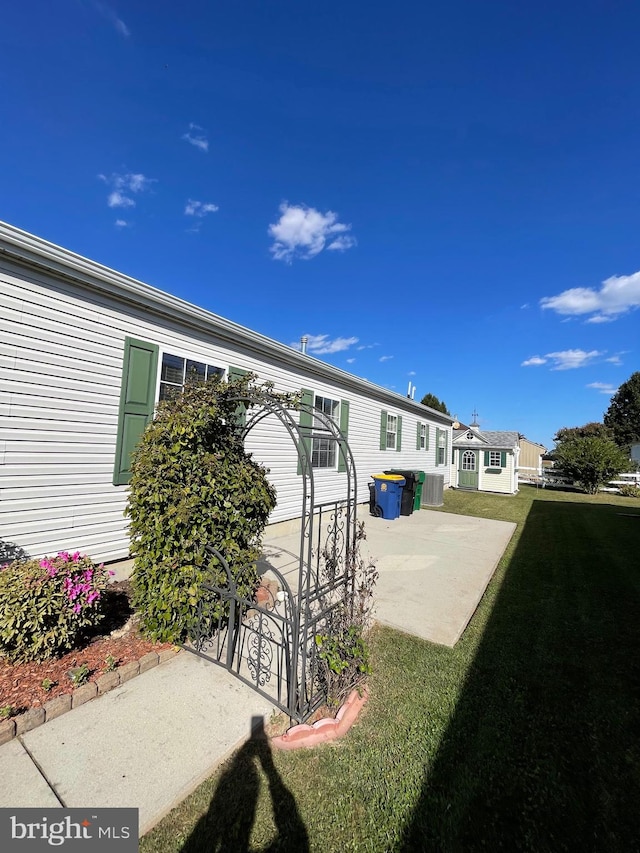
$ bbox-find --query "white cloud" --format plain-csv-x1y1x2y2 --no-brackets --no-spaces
182,124,209,152
346,358,356,364
327,234,357,252
520,303,530,309
522,350,604,370
185,199,219,217
408,370,416,376
99,172,155,209
605,354,623,365
356,343,378,351
289,334,359,355
540,270,640,322
545,349,603,370
587,382,618,395
108,191,135,209
586,314,615,324
93,2,130,37
114,219,129,227
268,203,355,263
379,355,393,362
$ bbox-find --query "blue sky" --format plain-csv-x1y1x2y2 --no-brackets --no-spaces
2,1,639,449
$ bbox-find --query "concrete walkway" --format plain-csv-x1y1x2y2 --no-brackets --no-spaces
364,509,516,646
0,653,273,834
0,508,515,834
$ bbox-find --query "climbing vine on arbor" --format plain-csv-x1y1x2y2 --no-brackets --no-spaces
126,372,292,643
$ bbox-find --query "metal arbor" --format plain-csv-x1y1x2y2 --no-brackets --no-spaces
182,390,359,723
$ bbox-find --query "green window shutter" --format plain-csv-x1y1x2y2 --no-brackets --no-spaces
298,388,314,475
228,366,249,427
380,410,387,450
396,415,403,452
416,422,421,451
484,451,490,466
501,451,507,467
337,399,350,472
435,428,440,466
113,337,159,486
426,425,429,450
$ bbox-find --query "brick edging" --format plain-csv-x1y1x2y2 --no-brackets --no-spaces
271,687,368,750
0,647,180,745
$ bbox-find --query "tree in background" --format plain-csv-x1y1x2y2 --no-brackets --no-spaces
554,422,613,444
604,371,640,452
554,430,629,495
420,393,450,415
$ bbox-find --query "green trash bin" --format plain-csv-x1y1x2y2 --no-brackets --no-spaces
413,470,425,511
385,469,426,513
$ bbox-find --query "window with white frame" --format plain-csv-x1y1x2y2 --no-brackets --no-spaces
159,353,224,400
488,451,502,467
437,430,447,465
419,423,427,450
312,395,340,468
386,413,398,450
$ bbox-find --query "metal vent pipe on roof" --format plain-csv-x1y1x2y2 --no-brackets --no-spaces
300,335,308,354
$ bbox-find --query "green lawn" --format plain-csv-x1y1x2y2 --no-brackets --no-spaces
141,486,640,852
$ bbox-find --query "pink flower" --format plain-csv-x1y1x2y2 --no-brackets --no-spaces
72,603,82,614
108,570,116,576
58,551,71,562
72,551,82,562
40,558,54,571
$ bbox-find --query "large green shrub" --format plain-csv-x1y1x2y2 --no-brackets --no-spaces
0,552,111,662
554,434,630,495
126,373,281,643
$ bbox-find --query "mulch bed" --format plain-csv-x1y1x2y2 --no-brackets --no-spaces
0,581,173,716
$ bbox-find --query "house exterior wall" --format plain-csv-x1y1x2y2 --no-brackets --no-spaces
518,438,545,476
1,234,451,563
477,454,515,493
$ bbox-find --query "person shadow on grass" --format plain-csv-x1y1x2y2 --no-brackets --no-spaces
180,716,309,853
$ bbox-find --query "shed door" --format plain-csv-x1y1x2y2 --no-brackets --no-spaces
459,450,479,489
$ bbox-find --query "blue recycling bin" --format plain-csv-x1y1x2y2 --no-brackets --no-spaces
371,474,405,520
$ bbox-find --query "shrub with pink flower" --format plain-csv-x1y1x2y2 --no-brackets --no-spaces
0,551,111,663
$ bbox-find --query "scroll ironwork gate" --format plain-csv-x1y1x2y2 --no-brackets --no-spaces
181,391,358,723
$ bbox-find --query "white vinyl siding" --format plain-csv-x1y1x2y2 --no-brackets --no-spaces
478,451,514,494
1,253,453,563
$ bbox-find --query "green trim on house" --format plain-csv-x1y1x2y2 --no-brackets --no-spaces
113,337,159,486
228,365,249,427
298,388,314,475
337,399,350,472
380,410,387,450
396,415,403,452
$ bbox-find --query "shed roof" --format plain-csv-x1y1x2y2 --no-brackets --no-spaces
453,428,519,449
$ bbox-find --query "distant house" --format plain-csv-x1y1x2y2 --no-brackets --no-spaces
631,442,640,465
451,424,520,494
518,437,547,481
1,220,453,563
